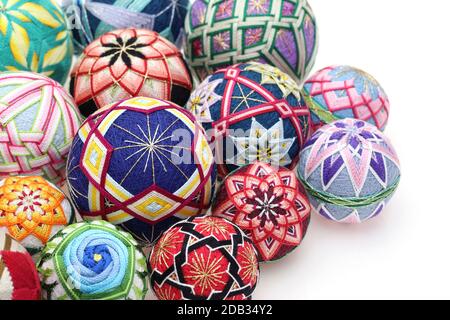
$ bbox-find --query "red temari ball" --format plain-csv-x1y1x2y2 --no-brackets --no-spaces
212,162,311,262
0,231,41,300
70,28,193,117
149,216,259,300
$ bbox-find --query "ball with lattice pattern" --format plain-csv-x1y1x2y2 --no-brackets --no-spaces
185,0,318,83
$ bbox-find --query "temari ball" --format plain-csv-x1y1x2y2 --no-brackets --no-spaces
63,0,189,53
0,71,82,185
212,162,311,262
0,231,41,300
149,216,259,300
298,118,401,224
66,97,216,245
37,220,148,300
0,176,75,257
186,62,311,177
302,65,390,132
0,0,73,84
185,0,318,83
70,28,193,118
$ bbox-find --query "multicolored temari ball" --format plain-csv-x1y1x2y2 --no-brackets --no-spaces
0,176,75,257
0,72,82,185
63,0,189,53
212,162,311,262
298,118,401,224
37,220,148,300
67,97,216,245
0,231,41,300
185,0,318,83
187,62,311,177
302,65,390,132
0,0,73,83
70,28,193,117
149,216,259,300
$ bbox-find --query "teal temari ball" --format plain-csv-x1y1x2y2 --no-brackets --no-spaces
0,0,73,84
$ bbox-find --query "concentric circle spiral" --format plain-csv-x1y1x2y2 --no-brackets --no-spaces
63,230,128,295
38,221,148,300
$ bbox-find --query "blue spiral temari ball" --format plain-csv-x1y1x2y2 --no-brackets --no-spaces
37,220,148,300
62,0,189,53
66,97,216,245
298,118,400,224
186,62,311,178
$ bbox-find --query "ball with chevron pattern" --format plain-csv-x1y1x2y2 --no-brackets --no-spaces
66,97,216,245
186,62,311,178
0,71,82,185
185,0,318,83
0,231,41,300
70,28,193,118
62,0,189,53
212,162,311,262
37,220,148,300
0,0,73,84
149,216,259,300
298,118,401,224
302,65,390,132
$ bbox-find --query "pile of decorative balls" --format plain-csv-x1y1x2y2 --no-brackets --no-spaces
0,0,400,300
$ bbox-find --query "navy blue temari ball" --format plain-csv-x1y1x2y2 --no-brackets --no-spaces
66,97,216,245
186,62,311,177
63,0,189,53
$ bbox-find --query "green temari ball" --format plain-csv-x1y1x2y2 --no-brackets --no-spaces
185,0,318,83
37,220,148,300
0,0,73,84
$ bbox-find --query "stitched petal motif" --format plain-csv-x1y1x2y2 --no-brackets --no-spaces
9,21,29,67
18,2,60,28
42,42,67,68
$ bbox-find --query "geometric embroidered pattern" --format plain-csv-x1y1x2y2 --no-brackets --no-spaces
149,216,259,300
302,65,390,132
70,28,193,117
0,72,82,185
185,0,318,83
67,97,215,245
212,162,311,261
298,119,401,224
187,62,311,177
0,176,75,256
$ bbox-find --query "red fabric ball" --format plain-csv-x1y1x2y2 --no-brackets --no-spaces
149,216,259,300
0,232,41,300
212,162,311,262
70,28,193,117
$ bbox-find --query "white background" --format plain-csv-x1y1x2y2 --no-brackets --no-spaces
62,0,450,300
251,0,450,300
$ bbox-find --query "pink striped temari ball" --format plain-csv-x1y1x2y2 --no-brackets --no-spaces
0,72,83,185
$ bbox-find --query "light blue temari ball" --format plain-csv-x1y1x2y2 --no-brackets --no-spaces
298,118,401,224
62,0,188,53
